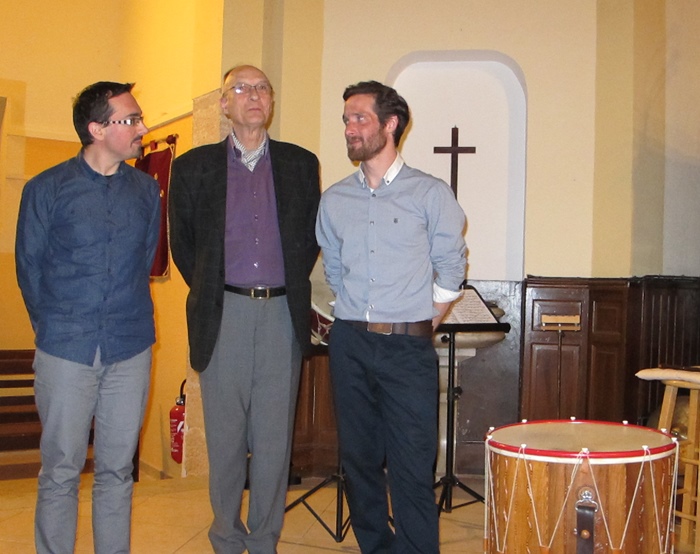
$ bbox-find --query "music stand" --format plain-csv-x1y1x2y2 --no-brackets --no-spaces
433,287,510,513
284,339,351,542
285,461,351,542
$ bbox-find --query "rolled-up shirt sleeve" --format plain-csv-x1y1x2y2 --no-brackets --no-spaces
427,180,467,296
433,282,462,303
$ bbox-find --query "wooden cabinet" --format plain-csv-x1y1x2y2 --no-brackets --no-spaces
520,281,586,420
521,276,700,424
626,276,700,422
520,278,629,422
587,284,629,420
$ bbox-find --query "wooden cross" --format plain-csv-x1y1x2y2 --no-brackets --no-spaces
433,126,476,196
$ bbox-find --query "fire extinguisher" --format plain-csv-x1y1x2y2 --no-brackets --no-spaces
170,379,186,463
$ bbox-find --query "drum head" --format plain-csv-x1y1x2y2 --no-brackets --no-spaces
487,420,675,461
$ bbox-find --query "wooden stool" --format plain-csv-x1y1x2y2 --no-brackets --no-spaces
637,368,700,553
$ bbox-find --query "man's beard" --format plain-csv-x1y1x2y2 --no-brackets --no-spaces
346,130,388,162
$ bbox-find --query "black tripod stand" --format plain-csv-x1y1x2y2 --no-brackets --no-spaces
285,462,351,542
433,324,486,513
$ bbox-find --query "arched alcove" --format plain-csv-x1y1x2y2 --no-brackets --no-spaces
388,51,527,281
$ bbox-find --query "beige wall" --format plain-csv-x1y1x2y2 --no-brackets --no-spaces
120,0,224,125
663,1,700,276
592,2,667,277
630,1,667,276
592,2,636,276
0,0,124,141
260,0,324,154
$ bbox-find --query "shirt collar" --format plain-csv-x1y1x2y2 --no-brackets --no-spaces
230,130,268,171
77,149,124,180
358,154,404,188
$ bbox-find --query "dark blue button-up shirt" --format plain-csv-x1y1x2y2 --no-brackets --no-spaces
15,152,161,365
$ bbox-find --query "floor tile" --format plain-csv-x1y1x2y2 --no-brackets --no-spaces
0,474,490,553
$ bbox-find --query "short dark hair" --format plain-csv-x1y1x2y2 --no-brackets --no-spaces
72,82,134,146
343,81,410,146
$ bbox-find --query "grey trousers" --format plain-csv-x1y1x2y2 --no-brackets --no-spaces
200,291,301,554
33,347,151,554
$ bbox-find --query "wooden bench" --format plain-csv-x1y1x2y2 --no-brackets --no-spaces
0,349,138,481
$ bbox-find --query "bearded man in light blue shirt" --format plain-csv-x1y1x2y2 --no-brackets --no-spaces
316,81,467,554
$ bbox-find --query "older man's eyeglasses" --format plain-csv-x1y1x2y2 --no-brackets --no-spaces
224,83,272,96
101,116,145,127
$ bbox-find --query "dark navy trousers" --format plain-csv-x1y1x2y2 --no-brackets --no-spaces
328,319,440,554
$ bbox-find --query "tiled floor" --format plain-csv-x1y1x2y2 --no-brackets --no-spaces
0,473,486,553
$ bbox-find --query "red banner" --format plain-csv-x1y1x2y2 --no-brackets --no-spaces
135,140,175,277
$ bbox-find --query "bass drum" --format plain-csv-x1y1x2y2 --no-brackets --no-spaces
310,259,335,346
485,419,678,554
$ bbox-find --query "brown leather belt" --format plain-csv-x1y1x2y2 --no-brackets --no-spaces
343,319,433,338
224,284,286,299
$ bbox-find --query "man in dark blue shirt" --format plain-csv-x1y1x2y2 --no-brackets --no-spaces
15,81,160,554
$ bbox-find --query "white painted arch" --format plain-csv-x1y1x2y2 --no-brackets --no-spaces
388,51,527,281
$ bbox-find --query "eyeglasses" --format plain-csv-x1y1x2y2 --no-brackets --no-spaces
223,83,272,96
101,116,145,127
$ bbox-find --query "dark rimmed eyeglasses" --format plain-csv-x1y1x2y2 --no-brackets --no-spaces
101,116,145,127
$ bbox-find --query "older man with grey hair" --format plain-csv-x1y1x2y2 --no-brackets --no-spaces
169,65,320,553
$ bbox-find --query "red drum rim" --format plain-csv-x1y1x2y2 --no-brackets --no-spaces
485,419,676,462
311,301,334,321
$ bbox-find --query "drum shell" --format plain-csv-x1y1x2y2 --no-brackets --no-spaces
485,421,677,554
310,259,335,346
310,304,333,346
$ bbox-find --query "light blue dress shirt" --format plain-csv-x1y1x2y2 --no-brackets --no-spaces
316,156,467,323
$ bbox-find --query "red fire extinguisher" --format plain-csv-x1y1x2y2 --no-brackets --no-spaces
170,380,186,463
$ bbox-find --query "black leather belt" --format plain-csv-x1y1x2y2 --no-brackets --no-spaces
343,319,433,338
224,284,286,299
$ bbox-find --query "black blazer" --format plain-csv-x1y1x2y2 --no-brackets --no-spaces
169,138,321,371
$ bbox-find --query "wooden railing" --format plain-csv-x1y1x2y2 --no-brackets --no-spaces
0,350,40,451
